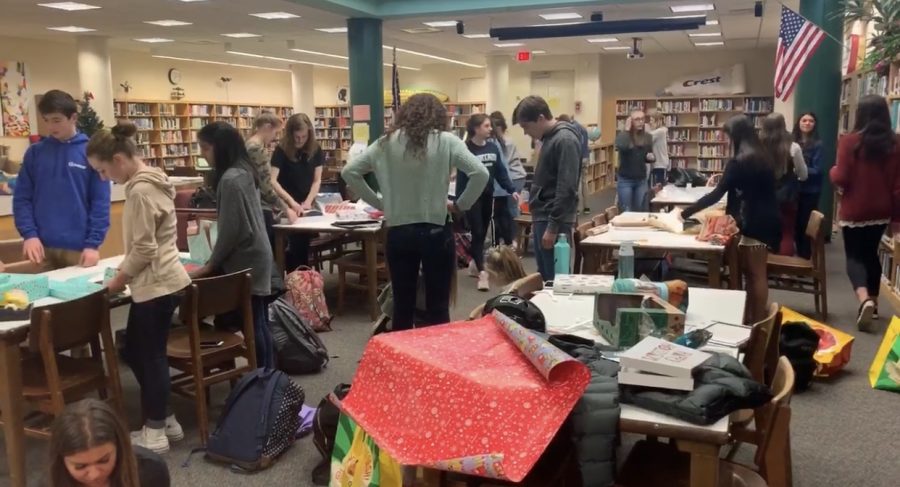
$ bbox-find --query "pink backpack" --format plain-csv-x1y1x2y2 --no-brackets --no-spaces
285,267,333,332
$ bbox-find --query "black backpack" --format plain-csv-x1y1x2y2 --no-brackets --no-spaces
269,297,329,374
311,383,352,485
483,294,547,333
206,369,304,472
780,321,819,391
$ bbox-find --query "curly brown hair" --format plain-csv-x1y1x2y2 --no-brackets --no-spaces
382,93,448,159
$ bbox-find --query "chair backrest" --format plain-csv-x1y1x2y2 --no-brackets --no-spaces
806,210,826,269
180,270,253,320
743,302,780,383
591,214,608,226
604,206,619,221
754,356,796,476
468,303,485,320
507,273,544,299
0,238,23,264
29,289,110,353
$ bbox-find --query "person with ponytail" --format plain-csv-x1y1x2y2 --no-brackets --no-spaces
86,122,191,453
830,94,900,331
793,111,823,259
760,112,807,256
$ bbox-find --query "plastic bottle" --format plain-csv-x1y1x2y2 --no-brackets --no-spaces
554,234,571,276
618,241,635,279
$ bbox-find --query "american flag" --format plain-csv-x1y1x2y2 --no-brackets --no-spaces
774,5,825,101
391,46,400,114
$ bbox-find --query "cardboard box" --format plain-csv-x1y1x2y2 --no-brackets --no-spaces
552,274,614,294
593,292,685,348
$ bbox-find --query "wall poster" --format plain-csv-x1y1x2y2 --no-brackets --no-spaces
0,61,33,137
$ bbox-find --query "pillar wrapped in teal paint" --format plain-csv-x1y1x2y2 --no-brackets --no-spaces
347,17,383,191
792,0,844,233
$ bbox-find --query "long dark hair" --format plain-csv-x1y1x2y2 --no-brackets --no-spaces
466,113,490,139
853,94,897,161
725,114,770,169
197,121,258,189
792,111,820,148
279,113,319,161
49,399,140,487
381,93,448,159
490,111,509,156
760,113,793,179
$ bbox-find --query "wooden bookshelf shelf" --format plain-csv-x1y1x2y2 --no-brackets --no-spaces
587,143,615,194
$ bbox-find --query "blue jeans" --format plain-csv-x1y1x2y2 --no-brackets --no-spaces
532,220,572,282
617,177,649,212
650,168,667,187
251,295,275,369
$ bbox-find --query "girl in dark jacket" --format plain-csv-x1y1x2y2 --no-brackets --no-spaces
681,115,780,324
793,112,823,259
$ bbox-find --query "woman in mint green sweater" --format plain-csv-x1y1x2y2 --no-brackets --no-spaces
342,94,489,331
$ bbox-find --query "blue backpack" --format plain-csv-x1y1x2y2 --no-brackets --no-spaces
206,369,304,472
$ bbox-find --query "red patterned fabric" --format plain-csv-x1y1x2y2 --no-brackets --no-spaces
340,313,590,481
285,266,333,332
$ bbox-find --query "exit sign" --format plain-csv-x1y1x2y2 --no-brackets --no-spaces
516,51,531,62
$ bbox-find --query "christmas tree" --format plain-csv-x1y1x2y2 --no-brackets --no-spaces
77,91,104,136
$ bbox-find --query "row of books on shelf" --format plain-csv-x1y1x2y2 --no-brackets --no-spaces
316,107,352,118
700,146,729,157
315,128,353,139
316,119,349,129
859,71,889,98
698,159,725,172
615,97,773,116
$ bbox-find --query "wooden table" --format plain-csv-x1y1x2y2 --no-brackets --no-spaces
580,214,735,288
649,185,722,212
273,215,384,319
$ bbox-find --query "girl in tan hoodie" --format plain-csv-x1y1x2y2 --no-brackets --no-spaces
86,121,191,455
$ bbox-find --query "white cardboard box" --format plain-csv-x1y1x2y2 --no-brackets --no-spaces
619,336,711,378
552,274,615,295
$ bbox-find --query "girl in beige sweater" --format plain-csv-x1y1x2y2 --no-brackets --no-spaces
86,122,191,454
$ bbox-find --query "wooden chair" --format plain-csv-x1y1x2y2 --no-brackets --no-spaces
0,289,124,438
766,210,828,318
743,303,781,383
573,221,596,274
167,271,257,446
604,206,619,222
514,214,533,255
617,357,796,487
591,214,608,227
309,233,354,273
174,207,218,253
506,273,545,299
334,245,389,315
0,239,41,274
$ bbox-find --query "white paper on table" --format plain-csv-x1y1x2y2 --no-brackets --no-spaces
607,230,658,242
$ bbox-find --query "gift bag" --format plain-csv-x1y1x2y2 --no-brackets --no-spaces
330,413,402,487
869,317,900,392
781,307,854,377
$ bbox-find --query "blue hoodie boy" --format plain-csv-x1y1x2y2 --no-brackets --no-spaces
13,133,111,252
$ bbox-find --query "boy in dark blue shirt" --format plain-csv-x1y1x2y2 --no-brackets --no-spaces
14,90,110,269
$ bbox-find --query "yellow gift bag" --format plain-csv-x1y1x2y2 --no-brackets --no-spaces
781,307,855,377
869,317,900,391
330,413,402,487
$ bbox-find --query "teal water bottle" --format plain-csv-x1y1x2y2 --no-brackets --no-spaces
618,241,635,279
554,234,571,276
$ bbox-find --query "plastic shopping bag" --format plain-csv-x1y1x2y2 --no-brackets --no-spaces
330,413,402,487
869,317,900,392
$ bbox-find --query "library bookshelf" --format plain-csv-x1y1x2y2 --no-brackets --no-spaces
879,235,900,314
615,95,774,175
587,143,615,193
113,99,293,173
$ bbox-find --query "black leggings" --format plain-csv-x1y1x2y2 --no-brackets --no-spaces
493,197,515,245
841,224,886,297
125,293,180,427
466,194,493,271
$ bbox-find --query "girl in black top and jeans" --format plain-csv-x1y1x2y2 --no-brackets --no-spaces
681,115,779,324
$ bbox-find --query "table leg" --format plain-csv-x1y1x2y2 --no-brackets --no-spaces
677,440,721,487
0,331,28,487
365,234,379,320
274,229,286,275
708,252,723,288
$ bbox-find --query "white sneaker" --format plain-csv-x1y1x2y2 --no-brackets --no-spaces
165,415,184,442
468,260,479,278
131,426,169,454
477,271,490,292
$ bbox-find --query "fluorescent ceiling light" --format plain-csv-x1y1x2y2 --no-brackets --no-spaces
250,12,299,20
316,27,347,33
144,20,192,27
290,48,348,60
539,12,582,21
671,4,715,13
587,37,618,43
177,0,207,2
135,38,174,43
494,42,524,47
689,32,721,37
38,2,100,11
462,33,490,39
423,20,459,27
603,46,631,51
382,45,483,68
152,55,289,72
528,21,583,27
221,33,261,38
227,50,348,70
384,63,420,71
695,41,724,46
47,26,96,32
706,19,719,25
532,50,546,54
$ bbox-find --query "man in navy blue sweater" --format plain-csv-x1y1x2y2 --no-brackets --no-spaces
14,90,110,269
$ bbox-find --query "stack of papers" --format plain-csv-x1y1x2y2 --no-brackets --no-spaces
618,336,712,391
691,320,753,348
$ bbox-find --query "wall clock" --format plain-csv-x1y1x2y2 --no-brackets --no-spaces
168,68,182,85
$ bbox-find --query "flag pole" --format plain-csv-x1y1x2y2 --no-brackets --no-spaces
776,0,846,47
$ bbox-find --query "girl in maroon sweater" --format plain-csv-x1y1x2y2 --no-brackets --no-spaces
830,95,900,331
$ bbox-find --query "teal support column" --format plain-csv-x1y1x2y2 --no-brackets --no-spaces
793,0,844,235
347,17,383,190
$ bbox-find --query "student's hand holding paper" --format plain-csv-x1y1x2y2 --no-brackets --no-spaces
23,237,44,264
80,248,100,267
106,273,127,294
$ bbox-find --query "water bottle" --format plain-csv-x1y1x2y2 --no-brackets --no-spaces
618,241,635,279
554,234,571,276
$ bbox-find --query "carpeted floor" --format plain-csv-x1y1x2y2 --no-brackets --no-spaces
2,187,899,486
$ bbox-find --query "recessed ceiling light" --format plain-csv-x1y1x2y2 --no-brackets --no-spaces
494,42,524,47
47,25,96,32
671,4,715,13
539,12,582,21
462,33,490,39
706,19,719,25
695,41,724,46
290,48,348,60
382,45,483,68
144,20,192,27
603,46,631,51
135,38,174,43
587,37,618,43
689,32,721,37
227,50,348,70
222,33,261,38
316,27,347,33
38,2,100,11
532,50,546,54
423,21,459,27
250,12,300,20
177,0,207,2
152,55,290,72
